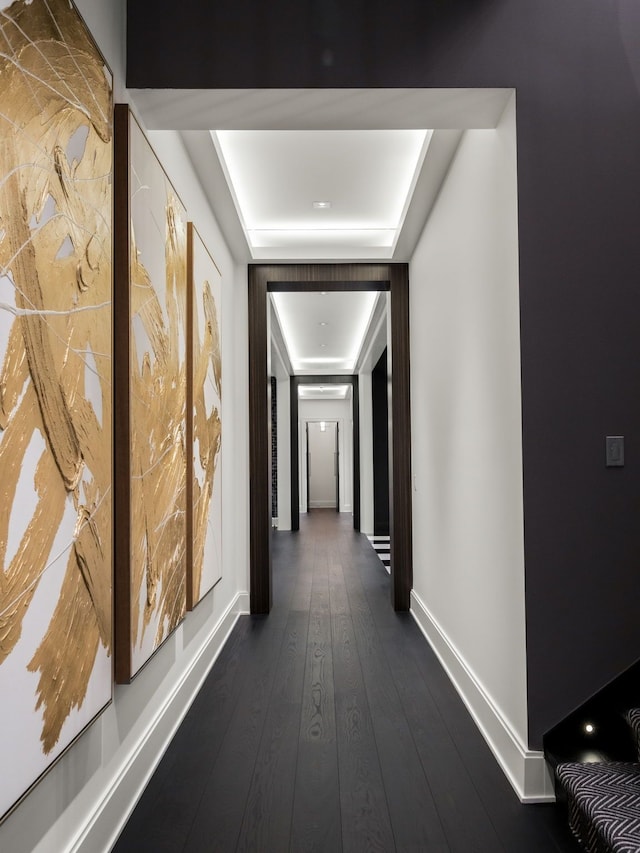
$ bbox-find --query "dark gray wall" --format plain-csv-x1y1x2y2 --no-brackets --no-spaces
127,0,640,747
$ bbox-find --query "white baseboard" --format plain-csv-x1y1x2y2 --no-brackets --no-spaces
410,590,555,803
76,590,250,852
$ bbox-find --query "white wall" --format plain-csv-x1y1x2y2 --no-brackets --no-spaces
270,326,292,531
358,372,374,534
0,3,250,851
409,95,551,801
298,398,353,514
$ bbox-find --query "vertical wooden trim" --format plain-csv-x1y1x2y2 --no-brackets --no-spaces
290,375,300,531
352,375,360,532
389,265,412,611
248,268,272,613
185,223,195,609
113,104,132,683
248,264,411,613
335,421,340,512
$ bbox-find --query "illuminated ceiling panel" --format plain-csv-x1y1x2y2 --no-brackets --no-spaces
298,384,351,399
213,129,431,260
271,290,379,374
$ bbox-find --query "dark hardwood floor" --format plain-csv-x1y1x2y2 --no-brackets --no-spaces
113,510,580,852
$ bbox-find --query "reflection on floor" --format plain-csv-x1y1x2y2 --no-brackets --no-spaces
367,534,391,573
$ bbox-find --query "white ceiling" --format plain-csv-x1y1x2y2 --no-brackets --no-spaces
298,384,351,400
271,290,379,374
212,129,431,260
134,87,512,132
135,88,514,383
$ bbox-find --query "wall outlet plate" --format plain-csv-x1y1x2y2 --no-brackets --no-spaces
606,435,624,467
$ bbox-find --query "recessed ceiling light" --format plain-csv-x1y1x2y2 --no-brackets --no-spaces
320,344,326,348
318,321,328,326
320,291,327,295
312,201,331,209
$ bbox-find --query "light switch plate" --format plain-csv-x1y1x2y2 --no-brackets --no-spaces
606,435,624,467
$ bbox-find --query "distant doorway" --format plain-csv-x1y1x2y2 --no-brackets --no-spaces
306,420,339,510
372,347,390,535
290,373,359,532
248,262,412,614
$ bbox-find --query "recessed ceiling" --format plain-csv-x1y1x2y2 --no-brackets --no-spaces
134,88,514,374
271,291,379,374
141,88,515,264
212,129,431,260
298,384,351,400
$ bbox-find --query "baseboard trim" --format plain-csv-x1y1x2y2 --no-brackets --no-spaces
75,589,250,852
410,590,555,803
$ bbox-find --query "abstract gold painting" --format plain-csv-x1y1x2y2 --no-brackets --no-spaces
187,224,222,610
114,106,187,683
0,0,112,821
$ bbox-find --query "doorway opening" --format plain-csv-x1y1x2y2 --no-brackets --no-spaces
372,347,390,536
248,263,412,614
290,373,359,533
306,420,339,511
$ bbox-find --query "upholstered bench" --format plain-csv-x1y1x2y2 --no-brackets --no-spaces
556,760,640,853
626,710,640,761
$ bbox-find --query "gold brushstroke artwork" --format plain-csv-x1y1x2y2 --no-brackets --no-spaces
127,117,187,676
0,0,112,822
189,225,222,608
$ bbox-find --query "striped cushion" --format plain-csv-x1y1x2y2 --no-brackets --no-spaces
625,710,640,762
556,762,640,853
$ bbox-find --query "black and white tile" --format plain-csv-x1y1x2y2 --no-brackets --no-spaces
367,535,390,574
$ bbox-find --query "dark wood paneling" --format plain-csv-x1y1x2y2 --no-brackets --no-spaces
258,264,392,288
248,267,272,614
113,104,132,685
389,266,412,611
270,281,389,293
250,263,410,612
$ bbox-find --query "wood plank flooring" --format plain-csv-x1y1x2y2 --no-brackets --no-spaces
113,510,581,852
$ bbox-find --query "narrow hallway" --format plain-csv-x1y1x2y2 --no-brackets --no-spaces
114,511,579,852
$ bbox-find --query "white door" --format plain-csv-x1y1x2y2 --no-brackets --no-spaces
308,421,338,508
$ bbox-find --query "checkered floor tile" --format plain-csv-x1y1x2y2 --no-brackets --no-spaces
367,535,391,574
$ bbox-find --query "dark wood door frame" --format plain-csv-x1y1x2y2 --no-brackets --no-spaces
248,263,412,613
336,421,340,513
290,375,359,532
